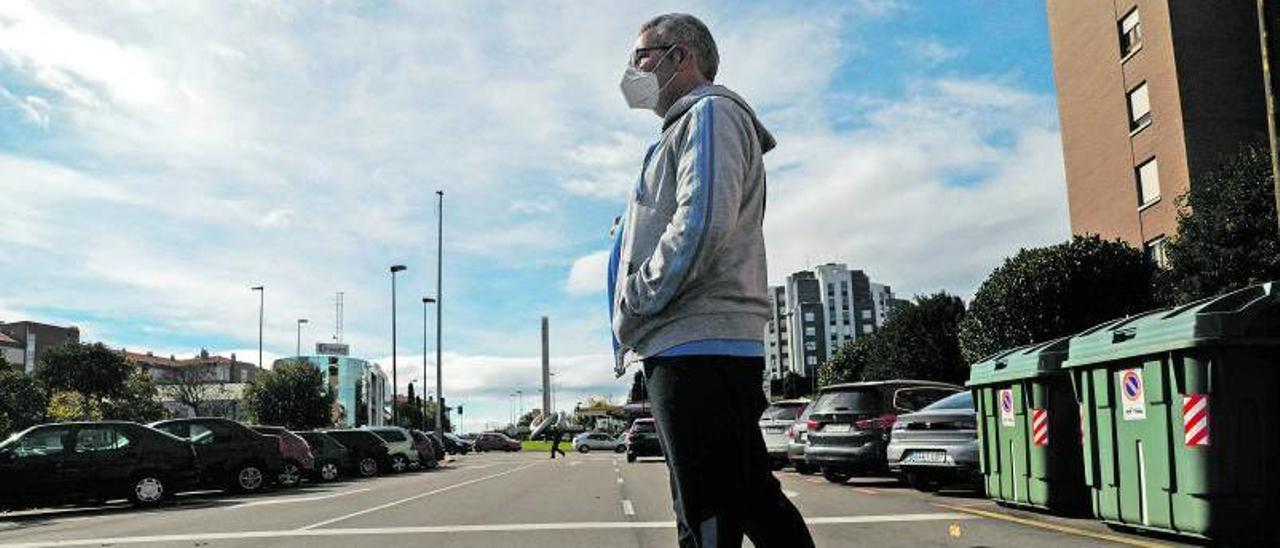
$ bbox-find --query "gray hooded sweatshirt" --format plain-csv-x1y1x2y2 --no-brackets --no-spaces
608,84,776,377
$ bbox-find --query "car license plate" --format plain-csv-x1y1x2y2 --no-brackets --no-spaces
904,451,949,464
823,423,851,433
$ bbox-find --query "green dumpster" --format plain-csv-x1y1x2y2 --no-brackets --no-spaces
968,338,1088,514
1064,281,1280,542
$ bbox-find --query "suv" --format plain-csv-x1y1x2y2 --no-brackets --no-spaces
150,418,282,493
441,432,473,454
758,399,808,470
295,431,352,482
887,391,980,492
473,432,521,452
249,426,315,488
625,418,662,463
363,427,421,472
0,422,199,509
804,381,963,484
786,401,818,474
322,430,390,477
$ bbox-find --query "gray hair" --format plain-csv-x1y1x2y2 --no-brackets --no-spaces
640,13,719,81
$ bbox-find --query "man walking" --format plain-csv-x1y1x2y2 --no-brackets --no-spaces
608,13,814,548
549,426,566,459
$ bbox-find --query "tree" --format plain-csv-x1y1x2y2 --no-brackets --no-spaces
860,292,968,384
959,235,1154,363
100,373,169,423
819,338,871,388
242,360,335,430
0,369,48,436
1158,143,1280,304
36,342,133,420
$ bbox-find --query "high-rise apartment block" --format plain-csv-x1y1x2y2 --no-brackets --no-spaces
1046,0,1269,262
763,263,901,381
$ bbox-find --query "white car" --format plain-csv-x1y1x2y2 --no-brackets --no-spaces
362,427,421,472
572,432,625,453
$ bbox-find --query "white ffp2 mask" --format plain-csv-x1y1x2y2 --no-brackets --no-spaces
619,47,678,110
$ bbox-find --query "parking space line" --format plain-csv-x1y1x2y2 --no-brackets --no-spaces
299,461,542,530
0,514,984,547
617,477,624,485
933,503,1173,548
225,488,372,508
621,500,635,516
853,488,879,495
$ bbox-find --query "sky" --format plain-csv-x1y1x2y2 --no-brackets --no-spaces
0,0,1069,432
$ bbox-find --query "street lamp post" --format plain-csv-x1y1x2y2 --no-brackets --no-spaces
390,264,407,426
422,297,436,431
251,286,264,368
296,319,309,358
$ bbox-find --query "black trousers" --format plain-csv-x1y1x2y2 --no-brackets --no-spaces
644,355,814,548
550,434,565,458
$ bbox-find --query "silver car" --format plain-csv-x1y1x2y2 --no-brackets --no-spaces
886,391,979,492
572,432,625,454
758,399,808,470
363,427,422,473
785,401,817,474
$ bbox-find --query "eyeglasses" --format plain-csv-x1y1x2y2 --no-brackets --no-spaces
630,44,676,67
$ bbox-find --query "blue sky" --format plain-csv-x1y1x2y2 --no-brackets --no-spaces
0,1,1068,431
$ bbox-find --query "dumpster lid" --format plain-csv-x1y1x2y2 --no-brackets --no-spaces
966,337,1071,387
1063,281,1280,369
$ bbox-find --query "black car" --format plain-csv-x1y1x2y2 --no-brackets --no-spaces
322,429,391,477
149,417,283,493
625,418,662,463
0,421,199,509
442,432,473,454
409,430,441,467
295,431,353,482
804,381,964,484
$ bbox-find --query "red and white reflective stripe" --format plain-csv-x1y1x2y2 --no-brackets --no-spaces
1032,408,1049,447
1079,404,1086,445
1183,394,1210,447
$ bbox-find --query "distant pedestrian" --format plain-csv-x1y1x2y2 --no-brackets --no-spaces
549,428,566,459
608,13,814,548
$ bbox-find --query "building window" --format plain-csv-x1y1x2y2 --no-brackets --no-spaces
805,341,816,351
1119,8,1141,58
1136,157,1160,206
861,310,873,320
1145,236,1170,269
807,356,817,366
1127,82,1151,131
805,326,816,336
803,312,815,322
862,325,875,334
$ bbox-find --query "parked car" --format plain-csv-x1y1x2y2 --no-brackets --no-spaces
0,421,199,509
421,430,452,459
887,391,980,492
442,432,473,454
625,418,662,463
322,430,390,478
408,430,440,469
294,431,352,482
249,426,315,488
362,427,421,472
149,418,282,493
573,431,625,454
804,381,963,484
759,399,808,470
786,401,818,474
473,432,521,452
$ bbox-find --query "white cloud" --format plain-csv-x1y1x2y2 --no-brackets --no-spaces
904,38,965,66
259,209,294,229
567,250,611,297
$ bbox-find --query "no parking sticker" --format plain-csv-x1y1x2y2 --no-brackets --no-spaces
1119,368,1146,421
999,388,1015,427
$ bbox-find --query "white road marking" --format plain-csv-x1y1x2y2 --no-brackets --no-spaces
783,490,798,499
621,500,635,516
617,477,624,485
569,461,581,467
0,514,980,547
300,461,542,530
225,488,372,508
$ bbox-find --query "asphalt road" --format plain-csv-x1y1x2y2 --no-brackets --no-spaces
0,451,1192,547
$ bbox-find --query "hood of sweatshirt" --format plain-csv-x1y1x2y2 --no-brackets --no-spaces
662,83,776,154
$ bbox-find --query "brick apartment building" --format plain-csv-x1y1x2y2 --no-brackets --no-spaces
1046,0,1271,263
